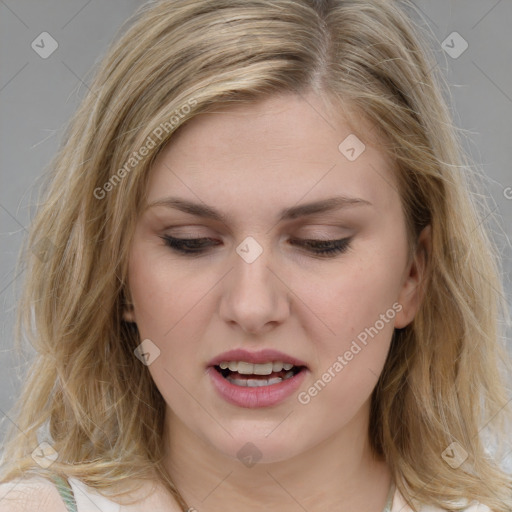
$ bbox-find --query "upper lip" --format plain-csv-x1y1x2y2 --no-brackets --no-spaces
207,348,308,368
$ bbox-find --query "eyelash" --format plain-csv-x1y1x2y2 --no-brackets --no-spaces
160,235,352,258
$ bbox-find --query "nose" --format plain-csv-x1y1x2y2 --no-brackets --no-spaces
218,239,290,335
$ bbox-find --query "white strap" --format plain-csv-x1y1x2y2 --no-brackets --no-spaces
67,477,121,512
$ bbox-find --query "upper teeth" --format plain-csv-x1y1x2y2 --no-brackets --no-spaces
218,361,294,375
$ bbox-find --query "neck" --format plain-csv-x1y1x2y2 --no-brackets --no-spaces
163,400,393,512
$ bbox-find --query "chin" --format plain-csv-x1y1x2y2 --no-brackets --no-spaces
207,429,308,466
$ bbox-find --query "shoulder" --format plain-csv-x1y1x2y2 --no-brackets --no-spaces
102,478,184,512
0,474,182,512
392,486,492,512
0,475,69,512
69,475,182,512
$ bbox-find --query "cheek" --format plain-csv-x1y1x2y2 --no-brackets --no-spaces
128,242,201,334
127,248,212,411
296,285,397,423
302,243,405,339
294,237,406,398
127,243,222,374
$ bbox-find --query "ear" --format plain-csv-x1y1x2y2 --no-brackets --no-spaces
394,225,431,329
123,304,136,323
122,289,137,323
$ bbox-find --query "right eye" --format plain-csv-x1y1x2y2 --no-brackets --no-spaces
161,235,219,254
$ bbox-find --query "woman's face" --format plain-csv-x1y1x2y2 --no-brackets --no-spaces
124,92,427,464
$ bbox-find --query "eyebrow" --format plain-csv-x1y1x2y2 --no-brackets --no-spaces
145,195,372,223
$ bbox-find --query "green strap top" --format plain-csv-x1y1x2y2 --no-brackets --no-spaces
50,474,78,512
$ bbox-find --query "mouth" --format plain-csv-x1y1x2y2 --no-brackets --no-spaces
213,360,307,387
206,349,309,408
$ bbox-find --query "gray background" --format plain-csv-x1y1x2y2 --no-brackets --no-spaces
1,0,511,468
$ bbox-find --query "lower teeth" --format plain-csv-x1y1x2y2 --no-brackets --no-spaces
226,370,295,387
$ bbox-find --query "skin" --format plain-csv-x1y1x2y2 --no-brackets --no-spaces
123,91,430,512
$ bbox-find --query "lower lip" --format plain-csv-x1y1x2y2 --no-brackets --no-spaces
207,366,308,409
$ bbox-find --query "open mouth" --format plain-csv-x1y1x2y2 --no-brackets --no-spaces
213,361,307,387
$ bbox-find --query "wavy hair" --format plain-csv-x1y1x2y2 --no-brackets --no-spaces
1,0,511,510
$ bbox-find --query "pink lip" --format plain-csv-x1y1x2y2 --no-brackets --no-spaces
207,348,308,368
207,365,308,408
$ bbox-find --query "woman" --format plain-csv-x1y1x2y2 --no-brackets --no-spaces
1,0,511,511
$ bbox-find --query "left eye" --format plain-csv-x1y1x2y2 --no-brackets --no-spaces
161,235,352,258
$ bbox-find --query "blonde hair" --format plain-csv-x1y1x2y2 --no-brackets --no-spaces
1,0,511,510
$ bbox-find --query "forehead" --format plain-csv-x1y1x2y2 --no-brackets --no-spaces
146,92,400,223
